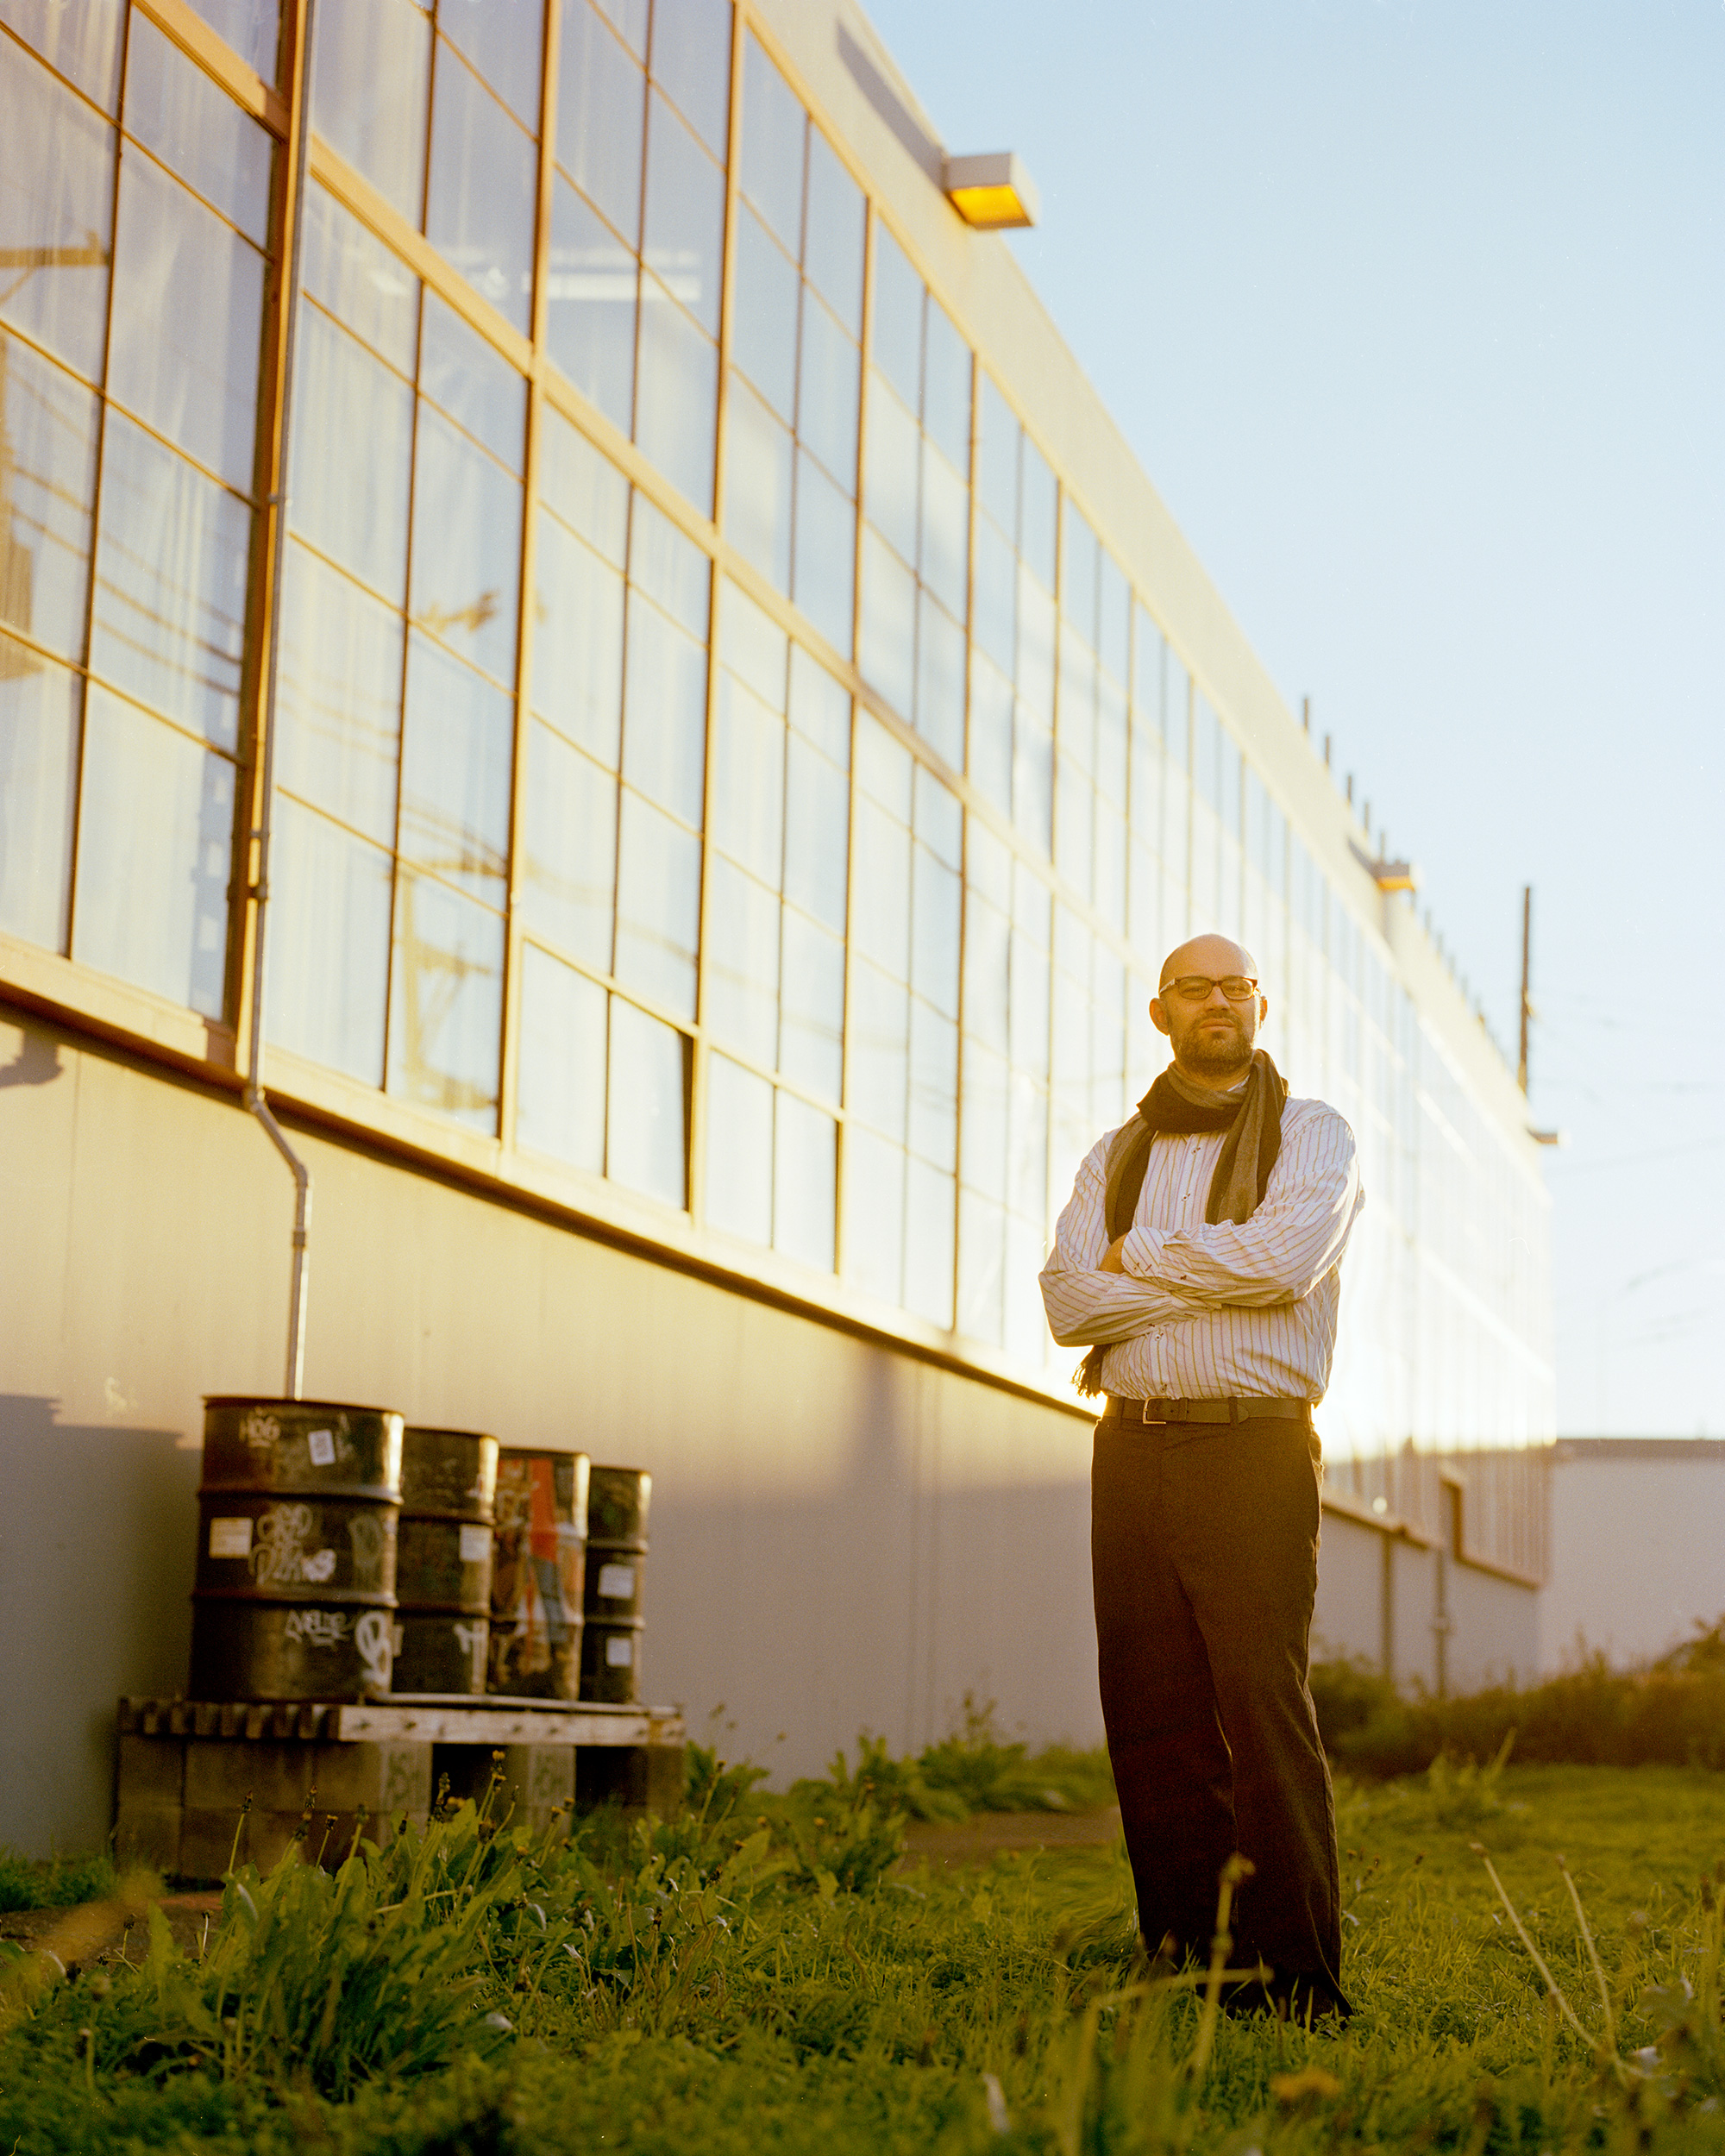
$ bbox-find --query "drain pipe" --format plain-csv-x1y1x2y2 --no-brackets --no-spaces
246,0,317,1401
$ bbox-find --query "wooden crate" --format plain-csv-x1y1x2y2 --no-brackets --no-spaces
115,1695,687,1878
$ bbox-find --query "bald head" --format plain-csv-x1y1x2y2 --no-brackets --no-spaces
1158,934,1257,991
1150,936,1266,1088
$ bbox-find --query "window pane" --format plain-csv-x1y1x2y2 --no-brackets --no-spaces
704,1050,773,1244
908,996,957,1171
848,956,906,1142
919,444,967,620
862,374,917,567
547,178,637,435
517,942,606,1172
857,528,913,721
794,440,859,671
108,150,264,492
291,308,414,601
532,505,624,765
0,0,124,110
957,1188,1004,1344
851,794,909,980
398,632,514,900
1017,565,1055,723
635,282,716,515
410,403,522,685
856,705,911,818
267,796,391,1084
774,1089,835,1271
921,300,969,473
89,413,250,750
913,592,964,769
606,994,687,1206
723,373,793,592
963,888,1008,1056
642,90,724,336
731,204,798,423
870,224,920,416
648,0,731,160
438,0,542,130
386,868,503,1130
739,34,802,255
787,642,849,765
1007,1070,1048,1222
781,733,847,934
912,841,961,1018
959,1037,1007,1200
1013,707,1052,857
276,541,401,844
426,40,536,334
0,331,99,662
556,0,644,244
621,589,705,826
804,128,862,336
614,787,699,1018
300,184,419,376
419,289,526,471
519,718,616,970
1055,754,1091,889
180,3,277,77
975,375,1016,538
712,669,784,887
0,34,114,381
593,0,647,60
797,288,858,492
0,635,79,951
842,1123,902,1305
904,1157,955,1327
541,406,628,561
310,0,430,229
1009,929,1050,1075
779,904,843,1100
125,15,272,244
1063,498,1098,647
629,488,709,635
1019,436,1057,592
704,856,778,1064
72,686,231,1016
718,579,785,707
1099,551,1130,685
968,648,1011,812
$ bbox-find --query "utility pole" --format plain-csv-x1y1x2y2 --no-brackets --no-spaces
1516,884,1533,1095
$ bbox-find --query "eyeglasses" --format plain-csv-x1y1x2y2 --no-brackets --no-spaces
1159,975,1259,1003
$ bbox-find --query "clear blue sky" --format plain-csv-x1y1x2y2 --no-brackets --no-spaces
862,0,1724,1436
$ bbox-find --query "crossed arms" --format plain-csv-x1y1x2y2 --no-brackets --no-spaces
1038,1106,1363,1349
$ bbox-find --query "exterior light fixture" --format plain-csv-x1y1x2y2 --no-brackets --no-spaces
944,151,1040,229
1528,1128,1567,1148
1368,857,1418,893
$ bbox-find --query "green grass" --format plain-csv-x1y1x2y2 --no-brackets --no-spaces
2,1754,1724,2153
0,1846,119,1913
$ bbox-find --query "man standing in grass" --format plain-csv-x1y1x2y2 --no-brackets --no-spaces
1039,933,1363,2022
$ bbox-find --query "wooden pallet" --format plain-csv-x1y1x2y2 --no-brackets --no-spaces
115,1695,687,1879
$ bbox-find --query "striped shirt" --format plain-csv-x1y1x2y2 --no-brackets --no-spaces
1038,1094,1364,1401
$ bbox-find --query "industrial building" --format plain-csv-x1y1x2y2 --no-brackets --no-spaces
0,0,1552,1854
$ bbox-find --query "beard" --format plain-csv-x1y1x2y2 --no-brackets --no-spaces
1180,1015,1253,1077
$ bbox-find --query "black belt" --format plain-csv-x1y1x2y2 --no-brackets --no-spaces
1101,1395,1313,1426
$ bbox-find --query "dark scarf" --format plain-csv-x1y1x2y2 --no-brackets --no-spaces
1076,1049,1289,1396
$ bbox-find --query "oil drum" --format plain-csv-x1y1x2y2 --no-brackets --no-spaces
580,1465,650,1705
392,1427,498,1696
488,1449,589,1700
191,1399,404,1700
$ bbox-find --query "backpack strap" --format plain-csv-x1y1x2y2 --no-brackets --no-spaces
1076,1115,1156,1398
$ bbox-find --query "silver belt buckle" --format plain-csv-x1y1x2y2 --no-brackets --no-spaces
1141,1399,1167,1426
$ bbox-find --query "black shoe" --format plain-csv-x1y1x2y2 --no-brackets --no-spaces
1220,1973,1352,2026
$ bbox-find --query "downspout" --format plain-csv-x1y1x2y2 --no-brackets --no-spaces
246,0,317,1401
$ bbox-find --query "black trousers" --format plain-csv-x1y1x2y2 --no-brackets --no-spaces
1091,1413,1345,2003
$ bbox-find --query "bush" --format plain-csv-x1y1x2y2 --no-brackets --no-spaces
0,1846,119,1914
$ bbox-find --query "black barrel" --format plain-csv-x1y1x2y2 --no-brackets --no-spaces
488,1449,589,1700
580,1466,650,1704
393,1427,498,1695
191,1399,404,1700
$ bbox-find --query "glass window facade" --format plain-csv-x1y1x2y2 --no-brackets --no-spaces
0,0,1552,1573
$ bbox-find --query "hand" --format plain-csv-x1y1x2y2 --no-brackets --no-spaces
1099,1234,1129,1274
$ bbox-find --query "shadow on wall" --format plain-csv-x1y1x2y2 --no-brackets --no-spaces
0,1395,198,1856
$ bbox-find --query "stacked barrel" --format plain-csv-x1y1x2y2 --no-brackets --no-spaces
187,1403,656,1708
393,1427,499,1695
191,1399,404,1699
581,1467,652,1703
